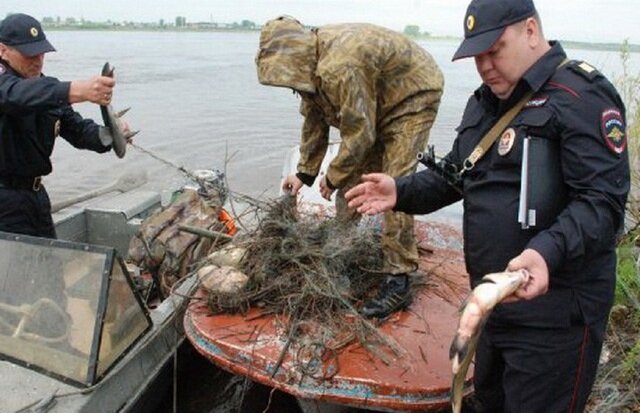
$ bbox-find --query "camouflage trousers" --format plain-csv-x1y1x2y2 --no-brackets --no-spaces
335,92,440,274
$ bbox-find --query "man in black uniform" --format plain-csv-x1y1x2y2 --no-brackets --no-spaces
346,0,630,411
0,13,123,238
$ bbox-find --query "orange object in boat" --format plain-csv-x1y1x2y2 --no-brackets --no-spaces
218,208,237,236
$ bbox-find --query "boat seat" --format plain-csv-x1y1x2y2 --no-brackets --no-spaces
85,191,160,257
53,190,160,257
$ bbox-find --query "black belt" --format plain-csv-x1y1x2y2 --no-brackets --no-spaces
0,176,42,191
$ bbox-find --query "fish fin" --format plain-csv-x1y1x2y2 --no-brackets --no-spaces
125,130,140,139
449,333,469,362
116,107,131,118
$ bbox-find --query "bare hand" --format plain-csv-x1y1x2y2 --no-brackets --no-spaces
69,75,116,105
504,248,549,301
319,175,335,201
344,173,397,215
282,175,303,196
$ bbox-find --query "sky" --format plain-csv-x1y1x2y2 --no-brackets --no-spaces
1,0,639,44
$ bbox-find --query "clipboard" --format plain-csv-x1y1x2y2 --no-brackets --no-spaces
518,136,567,229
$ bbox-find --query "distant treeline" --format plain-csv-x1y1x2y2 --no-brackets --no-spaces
40,16,259,31
402,25,640,53
35,18,640,54
561,40,640,53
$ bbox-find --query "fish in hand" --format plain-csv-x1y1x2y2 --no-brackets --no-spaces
100,62,138,158
449,270,529,413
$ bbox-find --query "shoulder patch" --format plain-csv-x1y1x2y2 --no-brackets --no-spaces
567,60,602,82
601,108,626,154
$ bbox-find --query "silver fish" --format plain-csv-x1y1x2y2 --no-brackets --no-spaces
100,62,137,158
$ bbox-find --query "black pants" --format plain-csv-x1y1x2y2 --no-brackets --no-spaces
0,186,56,238
473,316,607,413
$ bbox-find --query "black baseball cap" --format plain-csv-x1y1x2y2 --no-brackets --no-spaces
0,13,55,57
452,0,536,61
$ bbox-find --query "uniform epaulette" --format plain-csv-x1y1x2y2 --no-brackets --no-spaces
566,60,602,82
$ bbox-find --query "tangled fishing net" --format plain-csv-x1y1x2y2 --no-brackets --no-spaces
202,195,420,368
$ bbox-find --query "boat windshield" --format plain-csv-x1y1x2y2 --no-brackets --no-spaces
0,231,151,386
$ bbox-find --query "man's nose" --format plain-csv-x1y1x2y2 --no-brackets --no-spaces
31,53,45,63
475,54,492,72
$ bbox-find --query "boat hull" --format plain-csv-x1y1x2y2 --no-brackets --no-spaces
185,219,473,411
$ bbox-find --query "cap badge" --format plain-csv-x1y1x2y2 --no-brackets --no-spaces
497,128,516,156
600,108,626,154
30,27,39,37
466,15,476,31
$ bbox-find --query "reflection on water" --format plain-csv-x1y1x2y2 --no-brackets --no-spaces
42,31,638,223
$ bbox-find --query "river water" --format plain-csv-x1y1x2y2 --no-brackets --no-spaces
41,30,639,214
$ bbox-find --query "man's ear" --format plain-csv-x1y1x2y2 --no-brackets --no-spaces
524,17,541,48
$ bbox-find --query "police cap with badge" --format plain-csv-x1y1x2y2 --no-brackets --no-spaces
0,13,56,57
452,0,536,61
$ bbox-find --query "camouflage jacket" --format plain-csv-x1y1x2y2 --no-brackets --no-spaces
256,16,444,188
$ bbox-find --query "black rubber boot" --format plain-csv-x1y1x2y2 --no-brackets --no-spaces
360,274,411,319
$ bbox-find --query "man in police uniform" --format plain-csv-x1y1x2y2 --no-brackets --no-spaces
0,13,124,238
256,16,444,318
345,0,629,411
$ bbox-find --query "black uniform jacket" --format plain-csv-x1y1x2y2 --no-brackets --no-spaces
0,60,110,179
395,42,630,327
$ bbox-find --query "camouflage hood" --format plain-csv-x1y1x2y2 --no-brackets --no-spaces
255,16,317,93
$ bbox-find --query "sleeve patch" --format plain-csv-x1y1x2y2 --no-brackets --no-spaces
601,108,626,154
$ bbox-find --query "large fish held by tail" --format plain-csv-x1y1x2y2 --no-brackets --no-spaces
449,270,529,413
100,62,138,158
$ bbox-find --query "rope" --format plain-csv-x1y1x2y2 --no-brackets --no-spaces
129,142,198,182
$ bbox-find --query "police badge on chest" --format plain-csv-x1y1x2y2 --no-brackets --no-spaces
498,128,516,156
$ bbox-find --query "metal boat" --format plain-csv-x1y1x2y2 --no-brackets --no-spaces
0,185,196,413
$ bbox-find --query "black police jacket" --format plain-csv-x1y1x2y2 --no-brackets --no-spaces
395,42,630,326
0,60,110,178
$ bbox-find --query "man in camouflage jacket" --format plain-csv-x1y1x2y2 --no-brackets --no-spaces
256,16,444,318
